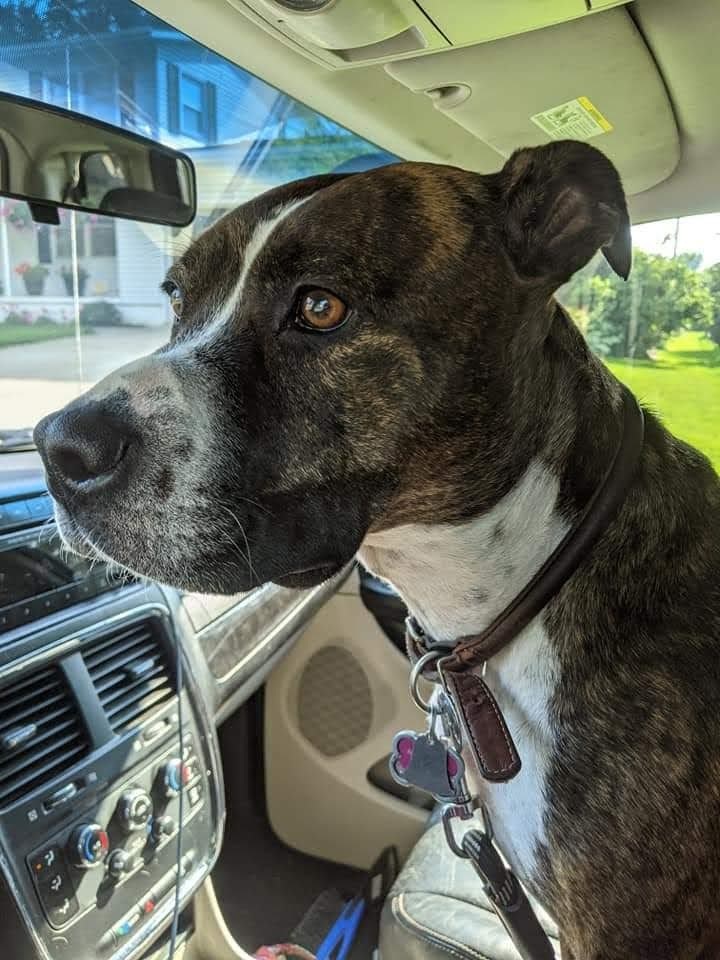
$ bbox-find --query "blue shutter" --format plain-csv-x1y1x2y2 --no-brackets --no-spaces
166,63,180,134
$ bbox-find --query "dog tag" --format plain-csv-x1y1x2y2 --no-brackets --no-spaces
390,725,465,802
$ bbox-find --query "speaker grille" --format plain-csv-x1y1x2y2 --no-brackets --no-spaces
297,646,372,757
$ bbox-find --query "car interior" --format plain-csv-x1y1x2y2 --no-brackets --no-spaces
0,0,718,959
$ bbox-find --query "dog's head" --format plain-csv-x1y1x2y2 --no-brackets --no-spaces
34,140,630,593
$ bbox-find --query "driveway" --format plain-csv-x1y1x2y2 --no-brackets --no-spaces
0,326,169,429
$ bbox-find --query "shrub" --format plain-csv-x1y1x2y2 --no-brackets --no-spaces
79,300,124,327
4,310,33,326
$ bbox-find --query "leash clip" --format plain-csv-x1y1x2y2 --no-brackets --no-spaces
441,799,487,858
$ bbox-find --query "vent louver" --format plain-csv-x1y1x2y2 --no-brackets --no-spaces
84,621,175,734
0,667,88,808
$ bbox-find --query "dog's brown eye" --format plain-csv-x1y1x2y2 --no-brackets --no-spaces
169,286,183,321
296,289,348,332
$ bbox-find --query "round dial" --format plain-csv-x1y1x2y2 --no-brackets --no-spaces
116,788,153,833
150,814,176,844
106,848,136,880
69,823,109,869
159,759,191,798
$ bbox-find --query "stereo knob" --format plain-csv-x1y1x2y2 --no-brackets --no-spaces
158,759,191,798
116,788,153,833
69,823,109,869
106,848,136,881
150,815,176,844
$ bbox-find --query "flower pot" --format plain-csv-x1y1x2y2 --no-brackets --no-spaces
23,275,46,296
62,274,87,296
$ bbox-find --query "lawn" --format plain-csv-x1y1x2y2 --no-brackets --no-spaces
0,322,81,348
606,331,720,471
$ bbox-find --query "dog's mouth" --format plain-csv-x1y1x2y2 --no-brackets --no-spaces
54,501,346,594
272,562,346,590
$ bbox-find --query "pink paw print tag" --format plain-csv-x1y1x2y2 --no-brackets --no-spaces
390,729,465,802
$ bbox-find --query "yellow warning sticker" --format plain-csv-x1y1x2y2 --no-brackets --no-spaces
531,96,613,141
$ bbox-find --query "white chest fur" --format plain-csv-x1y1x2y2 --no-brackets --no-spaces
474,623,558,882
359,459,566,883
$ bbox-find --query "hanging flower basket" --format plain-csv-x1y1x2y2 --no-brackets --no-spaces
60,265,89,296
15,262,49,296
6,204,32,231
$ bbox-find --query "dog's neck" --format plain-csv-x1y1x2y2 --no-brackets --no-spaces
360,307,624,644
359,459,568,642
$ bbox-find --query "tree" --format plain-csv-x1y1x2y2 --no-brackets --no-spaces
0,0,151,43
704,263,720,347
562,250,713,358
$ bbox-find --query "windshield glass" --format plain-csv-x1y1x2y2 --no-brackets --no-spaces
0,0,397,444
0,1,719,474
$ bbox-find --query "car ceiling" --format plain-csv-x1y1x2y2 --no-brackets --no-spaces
138,0,719,224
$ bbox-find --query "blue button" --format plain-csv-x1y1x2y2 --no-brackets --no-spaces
113,906,142,940
27,495,53,519
3,500,31,525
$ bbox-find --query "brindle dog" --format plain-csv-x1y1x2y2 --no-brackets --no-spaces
35,141,720,959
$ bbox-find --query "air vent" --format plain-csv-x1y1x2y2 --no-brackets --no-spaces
84,621,176,734
0,667,88,808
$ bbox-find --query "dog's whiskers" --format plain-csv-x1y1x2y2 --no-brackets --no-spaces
218,504,258,584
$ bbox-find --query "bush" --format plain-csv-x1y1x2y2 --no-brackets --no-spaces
79,300,124,327
4,310,33,326
565,251,713,359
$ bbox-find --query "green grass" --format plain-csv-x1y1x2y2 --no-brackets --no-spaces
0,322,82,348
606,331,720,470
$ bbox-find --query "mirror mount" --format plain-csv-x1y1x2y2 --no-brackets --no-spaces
27,201,61,226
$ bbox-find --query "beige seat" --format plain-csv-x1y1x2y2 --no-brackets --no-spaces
380,818,561,960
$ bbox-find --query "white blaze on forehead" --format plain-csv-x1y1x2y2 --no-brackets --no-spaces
172,194,312,355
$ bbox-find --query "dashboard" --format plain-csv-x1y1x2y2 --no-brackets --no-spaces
0,452,344,960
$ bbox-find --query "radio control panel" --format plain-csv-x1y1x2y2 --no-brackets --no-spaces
27,733,203,934
0,603,222,960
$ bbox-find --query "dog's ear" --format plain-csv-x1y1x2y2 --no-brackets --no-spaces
500,140,631,286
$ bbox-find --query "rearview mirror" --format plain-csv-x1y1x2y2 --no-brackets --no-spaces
0,92,196,227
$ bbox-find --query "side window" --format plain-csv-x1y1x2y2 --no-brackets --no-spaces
558,222,720,472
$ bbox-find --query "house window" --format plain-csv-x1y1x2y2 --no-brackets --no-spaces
89,220,116,257
37,217,115,263
55,224,86,259
167,64,217,143
180,75,204,138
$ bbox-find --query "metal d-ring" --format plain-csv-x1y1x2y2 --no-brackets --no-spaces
409,650,442,713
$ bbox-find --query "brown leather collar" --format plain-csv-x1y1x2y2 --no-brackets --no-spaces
406,385,645,782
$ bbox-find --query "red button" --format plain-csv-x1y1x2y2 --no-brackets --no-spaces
142,897,156,915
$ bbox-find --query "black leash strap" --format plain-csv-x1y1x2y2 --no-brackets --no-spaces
462,830,556,960
441,802,557,960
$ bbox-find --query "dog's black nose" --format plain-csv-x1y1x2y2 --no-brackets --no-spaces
34,402,133,496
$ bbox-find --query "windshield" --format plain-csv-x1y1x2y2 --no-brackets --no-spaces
0,0,397,447
0,1,719,474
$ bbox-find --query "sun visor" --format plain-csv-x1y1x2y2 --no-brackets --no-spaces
385,7,679,196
